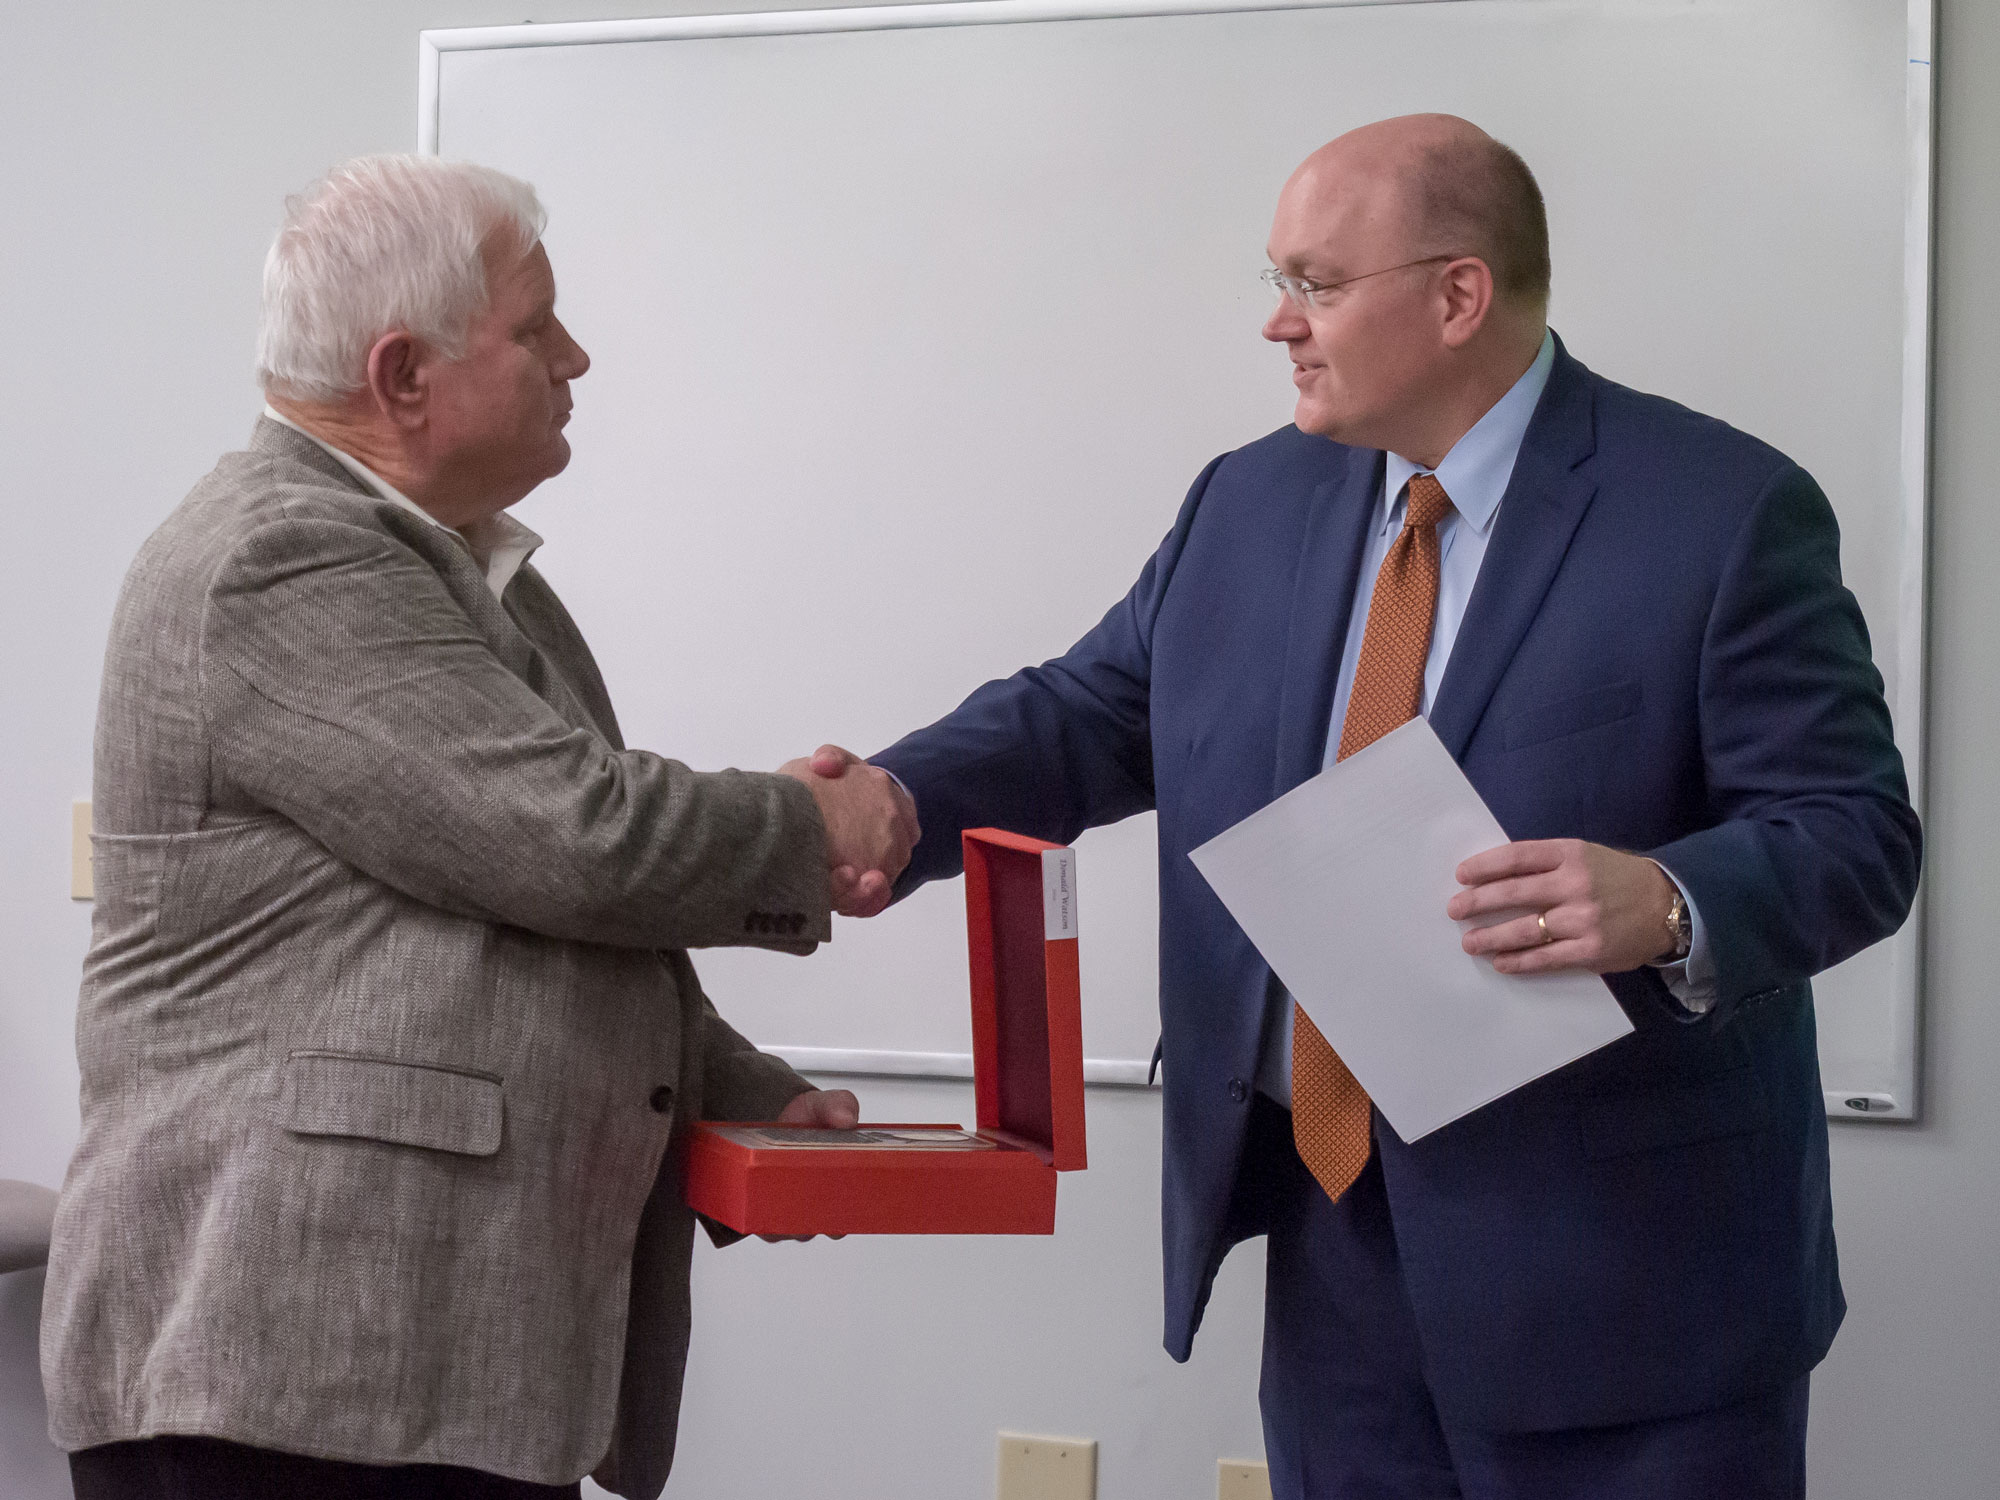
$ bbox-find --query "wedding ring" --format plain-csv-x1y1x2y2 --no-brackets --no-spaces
1536,912,1553,945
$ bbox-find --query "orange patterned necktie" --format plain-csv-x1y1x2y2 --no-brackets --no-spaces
1291,472,1455,1202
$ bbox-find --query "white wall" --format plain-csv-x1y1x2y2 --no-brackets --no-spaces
1,3,1994,1496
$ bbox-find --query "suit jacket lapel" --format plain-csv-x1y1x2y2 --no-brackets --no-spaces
1273,443,1382,797
251,418,604,738
1429,338,1600,760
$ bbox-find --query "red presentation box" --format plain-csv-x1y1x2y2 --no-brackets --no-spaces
684,828,1086,1236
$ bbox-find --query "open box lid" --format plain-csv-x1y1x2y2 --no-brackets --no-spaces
962,829,1086,1171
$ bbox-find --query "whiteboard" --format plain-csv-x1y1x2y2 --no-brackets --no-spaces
422,0,1933,1119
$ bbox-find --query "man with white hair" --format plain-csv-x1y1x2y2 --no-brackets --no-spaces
42,155,915,1500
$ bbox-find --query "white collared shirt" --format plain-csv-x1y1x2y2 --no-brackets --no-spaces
261,406,542,602
1255,332,1715,1106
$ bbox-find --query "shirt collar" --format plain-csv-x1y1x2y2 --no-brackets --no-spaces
261,404,541,601
1381,328,1557,536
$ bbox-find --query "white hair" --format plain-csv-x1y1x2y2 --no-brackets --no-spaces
256,154,547,402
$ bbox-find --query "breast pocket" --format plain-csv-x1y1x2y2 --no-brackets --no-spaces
1503,681,1643,752
281,1051,503,1157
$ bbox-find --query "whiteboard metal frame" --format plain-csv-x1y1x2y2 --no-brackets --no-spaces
417,0,1447,153
1849,0,1932,1124
418,0,1936,1115
772,1046,1158,1087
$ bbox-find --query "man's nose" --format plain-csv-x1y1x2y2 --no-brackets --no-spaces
1262,297,1307,344
554,317,590,380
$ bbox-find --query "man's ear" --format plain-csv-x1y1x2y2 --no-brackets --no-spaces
1437,256,1496,350
364,331,429,432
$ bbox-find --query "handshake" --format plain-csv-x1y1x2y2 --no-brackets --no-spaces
779,745,920,918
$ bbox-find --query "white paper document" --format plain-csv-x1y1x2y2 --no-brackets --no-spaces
1188,718,1633,1140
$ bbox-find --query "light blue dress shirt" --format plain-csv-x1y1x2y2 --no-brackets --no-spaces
1255,331,1713,1106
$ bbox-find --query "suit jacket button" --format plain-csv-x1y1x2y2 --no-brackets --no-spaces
1228,1077,1248,1104
649,1085,674,1115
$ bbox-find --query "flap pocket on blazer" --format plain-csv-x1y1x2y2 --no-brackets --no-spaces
282,1051,503,1157
1579,1065,1764,1161
1504,681,1643,751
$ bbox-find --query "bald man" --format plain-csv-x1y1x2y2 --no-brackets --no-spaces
814,117,1918,1496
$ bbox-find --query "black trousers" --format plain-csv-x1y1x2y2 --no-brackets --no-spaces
70,1435,583,1500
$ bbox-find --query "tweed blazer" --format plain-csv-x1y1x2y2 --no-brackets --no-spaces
41,419,832,1498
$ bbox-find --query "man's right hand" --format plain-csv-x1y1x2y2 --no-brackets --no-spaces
778,745,919,918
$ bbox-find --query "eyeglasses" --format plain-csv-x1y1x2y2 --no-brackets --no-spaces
1260,255,1456,311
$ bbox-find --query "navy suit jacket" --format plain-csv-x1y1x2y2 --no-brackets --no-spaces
874,336,1920,1431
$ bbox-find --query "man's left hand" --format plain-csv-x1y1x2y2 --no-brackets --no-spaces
755,1088,861,1243
1449,839,1676,975
776,1088,860,1130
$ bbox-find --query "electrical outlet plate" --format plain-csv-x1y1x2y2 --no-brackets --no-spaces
1218,1460,1272,1500
71,800,93,901
996,1432,1096,1500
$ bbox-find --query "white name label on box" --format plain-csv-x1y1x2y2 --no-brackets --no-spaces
1042,848,1078,940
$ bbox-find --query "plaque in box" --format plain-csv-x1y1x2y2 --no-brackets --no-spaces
684,828,1085,1236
